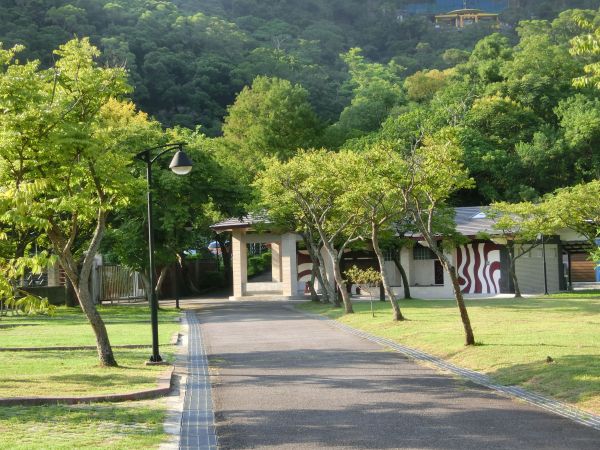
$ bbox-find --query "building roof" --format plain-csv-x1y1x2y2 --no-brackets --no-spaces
211,213,271,232
211,207,497,236
454,206,497,237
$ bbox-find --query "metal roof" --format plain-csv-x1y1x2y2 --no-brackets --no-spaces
211,213,271,232
454,206,498,237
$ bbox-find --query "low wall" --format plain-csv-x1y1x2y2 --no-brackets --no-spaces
245,282,283,294
21,286,67,306
393,285,454,299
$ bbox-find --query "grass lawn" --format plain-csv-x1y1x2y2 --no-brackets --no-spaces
298,292,600,415
0,305,181,397
0,305,182,448
0,399,168,449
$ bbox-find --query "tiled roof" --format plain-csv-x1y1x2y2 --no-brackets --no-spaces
404,206,500,239
211,213,270,231
454,206,498,237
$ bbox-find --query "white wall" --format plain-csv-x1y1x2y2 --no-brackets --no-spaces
514,243,561,294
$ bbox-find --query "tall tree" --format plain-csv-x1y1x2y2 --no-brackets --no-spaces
0,39,159,366
256,149,368,313
342,143,407,321
220,76,320,183
396,132,477,345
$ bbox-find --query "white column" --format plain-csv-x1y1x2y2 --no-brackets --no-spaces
281,233,298,297
231,229,247,298
271,242,282,282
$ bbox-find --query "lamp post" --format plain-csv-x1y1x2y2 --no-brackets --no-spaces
538,233,549,296
135,143,192,363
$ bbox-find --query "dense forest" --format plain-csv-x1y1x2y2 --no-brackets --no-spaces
1,0,598,134
1,1,599,287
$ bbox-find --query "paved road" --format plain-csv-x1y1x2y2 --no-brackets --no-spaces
193,300,599,449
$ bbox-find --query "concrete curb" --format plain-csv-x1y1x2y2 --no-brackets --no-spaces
292,306,600,432
160,316,190,450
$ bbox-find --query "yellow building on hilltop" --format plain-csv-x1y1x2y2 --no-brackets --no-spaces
435,8,500,28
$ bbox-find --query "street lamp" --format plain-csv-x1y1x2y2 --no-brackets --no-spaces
135,143,192,363
538,233,549,296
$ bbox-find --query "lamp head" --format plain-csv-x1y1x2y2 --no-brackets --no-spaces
169,146,193,175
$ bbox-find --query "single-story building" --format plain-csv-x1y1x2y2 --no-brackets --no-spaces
211,207,598,300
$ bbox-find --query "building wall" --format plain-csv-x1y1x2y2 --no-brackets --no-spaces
412,260,435,286
456,242,502,294
514,244,561,294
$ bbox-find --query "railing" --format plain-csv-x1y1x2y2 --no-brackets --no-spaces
19,272,48,288
100,265,145,303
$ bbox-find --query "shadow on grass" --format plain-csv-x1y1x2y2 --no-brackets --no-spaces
489,354,600,405
0,323,39,329
47,373,156,388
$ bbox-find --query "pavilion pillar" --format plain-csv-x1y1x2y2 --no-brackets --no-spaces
271,242,282,282
281,233,298,297
231,229,247,298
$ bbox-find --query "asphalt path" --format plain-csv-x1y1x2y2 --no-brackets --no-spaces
193,300,600,449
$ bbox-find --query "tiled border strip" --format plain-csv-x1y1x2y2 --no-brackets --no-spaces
179,311,218,449
294,307,600,431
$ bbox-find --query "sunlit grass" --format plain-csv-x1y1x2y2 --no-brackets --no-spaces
0,305,180,397
0,400,167,449
298,292,600,414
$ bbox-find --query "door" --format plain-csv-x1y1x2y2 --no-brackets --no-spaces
434,260,444,285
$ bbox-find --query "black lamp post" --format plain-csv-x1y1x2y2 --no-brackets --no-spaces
539,233,549,296
135,143,192,363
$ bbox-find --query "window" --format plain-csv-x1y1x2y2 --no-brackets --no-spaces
413,245,437,260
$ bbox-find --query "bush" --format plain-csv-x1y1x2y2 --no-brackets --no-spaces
248,252,272,278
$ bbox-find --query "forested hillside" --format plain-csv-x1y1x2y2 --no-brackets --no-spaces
1,0,598,134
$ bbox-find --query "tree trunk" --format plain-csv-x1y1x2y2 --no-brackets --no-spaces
217,234,232,286
327,246,352,313
50,211,117,367
372,226,404,321
302,234,323,302
422,231,474,346
392,249,412,299
315,243,335,304
507,244,522,298
154,265,169,299
443,260,475,346
78,272,117,366
140,271,152,303
309,265,319,301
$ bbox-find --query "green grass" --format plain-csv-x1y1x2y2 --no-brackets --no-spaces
298,293,600,414
0,305,181,347
0,305,181,397
0,305,182,448
0,400,168,449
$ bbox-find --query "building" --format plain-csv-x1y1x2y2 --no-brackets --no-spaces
212,207,597,300
434,8,500,28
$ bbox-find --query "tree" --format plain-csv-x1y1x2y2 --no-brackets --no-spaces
102,128,248,300
404,69,449,103
544,181,600,258
570,14,600,89
0,39,160,366
396,132,477,345
488,202,555,298
256,149,369,313
326,48,406,145
220,76,320,183
341,144,406,321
